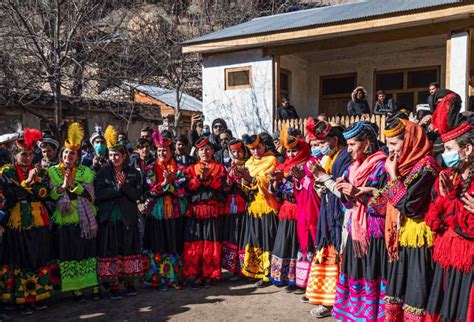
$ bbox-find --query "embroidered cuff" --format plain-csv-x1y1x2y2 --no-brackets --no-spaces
70,183,84,195
386,179,407,206
20,180,32,191
51,186,64,200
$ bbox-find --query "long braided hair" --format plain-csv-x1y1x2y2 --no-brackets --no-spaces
456,129,474,199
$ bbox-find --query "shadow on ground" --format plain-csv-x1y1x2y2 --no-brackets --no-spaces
9,274,333,321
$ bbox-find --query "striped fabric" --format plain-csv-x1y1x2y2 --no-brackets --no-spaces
305,247,339,306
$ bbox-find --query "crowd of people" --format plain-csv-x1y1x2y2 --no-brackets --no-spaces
0,88,473,321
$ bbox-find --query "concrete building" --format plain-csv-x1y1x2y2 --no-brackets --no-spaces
183,0,474,137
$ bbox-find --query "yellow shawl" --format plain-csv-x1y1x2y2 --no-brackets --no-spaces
245,152,280,212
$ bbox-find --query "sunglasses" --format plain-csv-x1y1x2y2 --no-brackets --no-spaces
213,124,224,129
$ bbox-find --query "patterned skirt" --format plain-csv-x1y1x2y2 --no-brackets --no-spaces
305,245,340,306
426,264,474,322
52,224,98,291
270,218,298,286
182,216,222,281
96,220,143,284
220,212,245,275
0,226,53,304
385,245,434,321
142,216,184,288
241,210,279,282
332,236,387,321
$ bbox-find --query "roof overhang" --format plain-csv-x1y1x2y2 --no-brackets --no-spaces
182,4,474,54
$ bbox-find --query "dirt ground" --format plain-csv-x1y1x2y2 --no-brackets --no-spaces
14,275,335,321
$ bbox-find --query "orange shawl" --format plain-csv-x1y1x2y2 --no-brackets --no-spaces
385,121,433,261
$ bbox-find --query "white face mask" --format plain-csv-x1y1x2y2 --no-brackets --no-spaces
320,144,331,156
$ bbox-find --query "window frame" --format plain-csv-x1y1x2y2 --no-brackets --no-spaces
225,66,252,90
320,72,357,99
373,66,440,110
280,68,291,99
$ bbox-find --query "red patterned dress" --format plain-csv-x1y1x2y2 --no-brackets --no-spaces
182,161,226,282
425,169,474,322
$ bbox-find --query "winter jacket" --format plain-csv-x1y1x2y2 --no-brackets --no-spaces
374,99,396,115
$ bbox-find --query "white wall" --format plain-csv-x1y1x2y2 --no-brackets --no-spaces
300,35,447,115
202,49,274,138
280,55,308,117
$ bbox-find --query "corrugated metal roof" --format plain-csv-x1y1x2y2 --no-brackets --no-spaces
184,0,463,45
128,83,202,112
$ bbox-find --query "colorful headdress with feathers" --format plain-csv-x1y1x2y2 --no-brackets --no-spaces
16,128,42,151
308,120,332,140
195,136,211,149
151,130,172,148
305,117,317,140
64,122,84,151
104,125,122,151
245,134,261,149
428,89,471,142
280,124,298,149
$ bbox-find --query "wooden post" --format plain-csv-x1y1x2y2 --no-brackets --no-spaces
273,55,281,132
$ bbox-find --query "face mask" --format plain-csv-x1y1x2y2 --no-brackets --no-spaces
442,150,462,168
320,145,331,156
94,143,106,155
311,147,321,157
203,128,210,135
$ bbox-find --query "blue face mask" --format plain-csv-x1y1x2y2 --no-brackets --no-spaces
94,143,106,156
311,147,321,157
320,145,331,156
203,128,210,135
442,150,462,168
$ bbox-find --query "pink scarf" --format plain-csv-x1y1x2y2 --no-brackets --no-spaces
349,151,387,257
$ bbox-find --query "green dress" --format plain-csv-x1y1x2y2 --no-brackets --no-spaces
49,165,98,291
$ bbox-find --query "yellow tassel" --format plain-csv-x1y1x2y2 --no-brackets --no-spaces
399,217,434,248
247,194,276,218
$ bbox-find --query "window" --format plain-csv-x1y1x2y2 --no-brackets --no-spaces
320,73,357,115
374,66,440,112
280,69,291,98
225,66,252,90
375,72,404,90
321,74,356,96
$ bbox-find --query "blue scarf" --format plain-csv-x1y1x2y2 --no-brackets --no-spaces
316,147,352,252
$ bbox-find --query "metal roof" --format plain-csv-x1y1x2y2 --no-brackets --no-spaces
128,83,202,112
184,0,463,45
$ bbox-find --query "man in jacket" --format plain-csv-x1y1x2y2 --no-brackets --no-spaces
277,97,299,120
347,86,371,116
373,90,396,115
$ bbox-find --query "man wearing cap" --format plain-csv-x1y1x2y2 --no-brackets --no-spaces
39,134,60,168
0,132,18,167
89,126,108,171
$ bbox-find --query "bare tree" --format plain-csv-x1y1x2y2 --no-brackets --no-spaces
0,0,134,129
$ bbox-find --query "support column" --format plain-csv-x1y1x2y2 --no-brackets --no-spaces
446,31,470,111
273,55,281,131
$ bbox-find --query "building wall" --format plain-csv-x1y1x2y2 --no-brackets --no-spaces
0,106,162,144
279,35,447,116
280,55,308,117
202,49,274,138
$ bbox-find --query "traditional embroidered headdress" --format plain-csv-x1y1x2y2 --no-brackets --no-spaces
64,122,84,151
104,125,123,152
151,130,172,148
